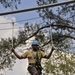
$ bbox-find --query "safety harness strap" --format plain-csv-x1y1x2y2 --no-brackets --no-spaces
31,50,42,68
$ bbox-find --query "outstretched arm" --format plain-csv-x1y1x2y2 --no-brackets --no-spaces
12,48,23,59
45,46,55,59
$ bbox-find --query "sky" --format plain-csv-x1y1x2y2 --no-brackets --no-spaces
0,0,71,75
0,0,42,24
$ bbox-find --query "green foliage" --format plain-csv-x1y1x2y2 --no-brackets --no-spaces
0,0,21,9
0,38,16,71
35,0,75,55
43,51,75,75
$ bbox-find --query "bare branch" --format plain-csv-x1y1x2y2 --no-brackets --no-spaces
59,34,75,40
25,24,75,41
53,24,75,30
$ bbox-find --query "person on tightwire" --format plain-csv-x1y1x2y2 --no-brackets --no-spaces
12,40,55,75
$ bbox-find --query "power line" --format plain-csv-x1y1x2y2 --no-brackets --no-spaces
0,16,41,25
0,22,45,31
0,26,23,30
0,1,75,15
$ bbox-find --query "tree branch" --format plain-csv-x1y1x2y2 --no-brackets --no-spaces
59,34,75,40
53,24,75,30
25,24,75,41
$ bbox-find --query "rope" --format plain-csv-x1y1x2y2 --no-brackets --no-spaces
0,16,40,25
43,9,57,50
12,22,14,49
50,25,54,46
49,23,58,51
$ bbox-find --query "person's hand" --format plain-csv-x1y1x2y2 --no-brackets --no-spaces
11,48,14,52
52,45,57,50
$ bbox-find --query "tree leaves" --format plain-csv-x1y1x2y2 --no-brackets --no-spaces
0,0,21,9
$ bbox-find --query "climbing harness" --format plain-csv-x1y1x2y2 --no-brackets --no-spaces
31,50,42,68
29,50,42,69
28,50,42,75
